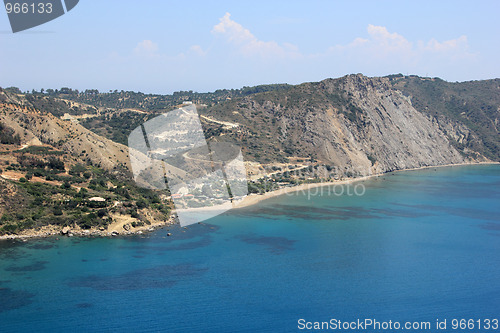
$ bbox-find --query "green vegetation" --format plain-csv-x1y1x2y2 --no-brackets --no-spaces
390,76,500,160
80,111,150,145
24,83,292,113
19,146,65,155
0,149,170,235
367,154,377,166
1,74,498,235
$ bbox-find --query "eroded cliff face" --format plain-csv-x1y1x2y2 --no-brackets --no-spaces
325,74,467,174
211,74,483,176
1,74,493,179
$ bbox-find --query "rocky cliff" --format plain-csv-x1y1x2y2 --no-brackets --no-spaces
204,74,489,176
1,74,498,178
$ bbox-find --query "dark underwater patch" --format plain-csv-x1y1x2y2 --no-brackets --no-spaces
233,204,381,221
120,234,213,254
76,303,93,308
164,235,212,250
233,204,426,222
0,241,30,261
26,243,55,250
67,263,208,291
479,222,500,231
0,288,35,313
236,234,296,255
127,223,220,245
395,203,500,222
5,261,48,272
371,207,430,218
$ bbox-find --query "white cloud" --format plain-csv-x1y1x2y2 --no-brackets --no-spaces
366,24,413,55
134,40,160,58
212,12,254,44
212,12,300,59
367,25,410,47
210,14,471,65
111,21,475,92
323,25,474,71
419,35,469,53
189,45,207,56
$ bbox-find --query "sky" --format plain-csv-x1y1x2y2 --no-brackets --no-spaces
0,0,499,94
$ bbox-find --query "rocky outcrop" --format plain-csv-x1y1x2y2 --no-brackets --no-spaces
218,74,471,176
331,75,466,173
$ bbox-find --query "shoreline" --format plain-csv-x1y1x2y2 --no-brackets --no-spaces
1,161,498,241
0,214,177,242
233,161,500,209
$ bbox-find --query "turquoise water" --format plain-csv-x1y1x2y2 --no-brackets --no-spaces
0,165,499,332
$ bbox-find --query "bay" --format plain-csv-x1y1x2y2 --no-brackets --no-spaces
0,165,499,332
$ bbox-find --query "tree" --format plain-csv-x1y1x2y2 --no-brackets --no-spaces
47,157,65,170
97,209,107,218
69,163,86,176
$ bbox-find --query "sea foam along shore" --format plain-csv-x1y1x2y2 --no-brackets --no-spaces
1,161,497,241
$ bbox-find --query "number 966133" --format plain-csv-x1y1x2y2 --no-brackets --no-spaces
5,2,53,14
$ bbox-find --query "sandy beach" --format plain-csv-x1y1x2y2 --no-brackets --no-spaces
233,161,500,209
1,161,498,240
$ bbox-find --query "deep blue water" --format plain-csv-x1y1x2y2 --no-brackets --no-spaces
0,165,499,332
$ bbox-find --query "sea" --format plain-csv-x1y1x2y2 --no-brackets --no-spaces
0,164,499,332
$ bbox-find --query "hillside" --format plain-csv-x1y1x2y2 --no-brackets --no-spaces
0,95,171,236
0,74,498,236
390,75,500,160
200,74,496,174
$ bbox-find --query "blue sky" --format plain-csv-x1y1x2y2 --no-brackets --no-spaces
1,0,499,93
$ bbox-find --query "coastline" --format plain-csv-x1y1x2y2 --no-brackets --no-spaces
1,161,498,241
233,161,500,209
0,214,177,241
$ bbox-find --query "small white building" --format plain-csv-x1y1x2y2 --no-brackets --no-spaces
89,196,106,202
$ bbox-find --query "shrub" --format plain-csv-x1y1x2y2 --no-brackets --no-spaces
97,209,107,218
47,157,65,170
136,200,147,209
69,164,86,176
367,154,377,166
